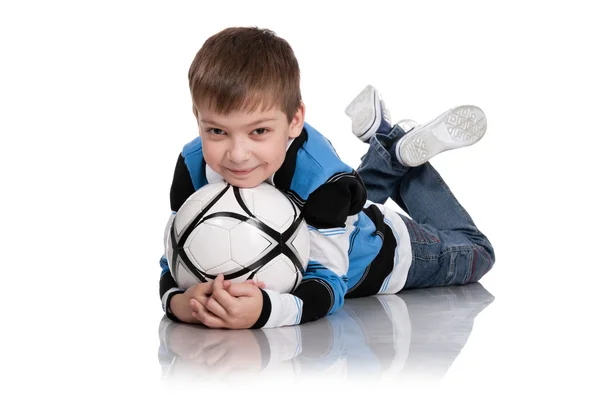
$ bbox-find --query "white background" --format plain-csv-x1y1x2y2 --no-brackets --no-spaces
1,0,598,397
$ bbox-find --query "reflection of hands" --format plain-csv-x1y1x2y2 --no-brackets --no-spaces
168,324,263,376
190,274,264,329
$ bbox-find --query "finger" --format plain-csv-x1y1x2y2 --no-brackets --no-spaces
190,298,207,312
205,295,229,319
191,310,203,323
203,280,214,296
191,299,220,321
195,305,227,329
213,274,225,291
189,281,213,298
244,279,265,289
211,280,237,310
226,282,260,297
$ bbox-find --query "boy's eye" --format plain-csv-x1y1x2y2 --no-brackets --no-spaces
252,128,267,135
208,128,225,135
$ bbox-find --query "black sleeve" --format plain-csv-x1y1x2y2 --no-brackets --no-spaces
293,280,334,324
170,153,196,212
159,153,195,322
250,290,273,329
159,270,185,322
302,170,367,229
250,279,334,328
159,269,178,298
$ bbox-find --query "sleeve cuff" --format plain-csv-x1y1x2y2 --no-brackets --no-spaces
250,289,272,329
254,290,304,329
163,288,185,322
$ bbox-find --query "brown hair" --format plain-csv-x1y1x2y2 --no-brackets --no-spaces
188,27,302,123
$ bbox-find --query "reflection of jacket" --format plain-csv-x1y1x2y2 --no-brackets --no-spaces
159,122,412,328
158,283,494,381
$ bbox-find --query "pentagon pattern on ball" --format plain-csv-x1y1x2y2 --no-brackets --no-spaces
184,223,231,271
173,182,225,237
229,222,273,267
245,185,295,232
166,181,311,293
253,257,299,294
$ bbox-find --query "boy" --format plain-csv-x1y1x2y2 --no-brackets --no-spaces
159,27,495,329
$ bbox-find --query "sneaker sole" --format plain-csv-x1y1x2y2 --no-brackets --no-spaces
398,105,486,167
344,85,381,142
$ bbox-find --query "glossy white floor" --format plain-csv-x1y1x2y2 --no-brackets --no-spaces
158,283,495,382
2,1,598,397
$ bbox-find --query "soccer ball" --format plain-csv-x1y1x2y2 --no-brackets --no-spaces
166,181,310,293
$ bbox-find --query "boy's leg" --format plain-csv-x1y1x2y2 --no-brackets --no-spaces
347,87,495,288
345,85,410,207
355,125,411,208
394,159,495,288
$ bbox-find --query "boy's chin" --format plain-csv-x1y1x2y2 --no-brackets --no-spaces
223,177,264,188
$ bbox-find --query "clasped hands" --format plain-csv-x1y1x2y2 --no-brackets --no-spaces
170,274,265,329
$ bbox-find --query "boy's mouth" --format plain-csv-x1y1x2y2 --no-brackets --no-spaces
226,166,257,176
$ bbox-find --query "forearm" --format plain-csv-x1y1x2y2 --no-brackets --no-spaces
252,277,339,329
159,151,199,323
159,266,199,324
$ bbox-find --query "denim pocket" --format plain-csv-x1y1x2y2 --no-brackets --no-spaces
439,246,493,286
406,247,471,288
400,215,441,245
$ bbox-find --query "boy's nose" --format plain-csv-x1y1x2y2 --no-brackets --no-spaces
228,144,251,163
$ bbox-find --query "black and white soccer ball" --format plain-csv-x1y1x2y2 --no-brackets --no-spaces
166,181,310,293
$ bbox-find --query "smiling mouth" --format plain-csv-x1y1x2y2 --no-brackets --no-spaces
227,167,257,176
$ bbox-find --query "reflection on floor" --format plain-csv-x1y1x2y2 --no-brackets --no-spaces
158,282,494,382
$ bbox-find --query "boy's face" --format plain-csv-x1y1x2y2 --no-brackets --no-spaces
195,103,305,188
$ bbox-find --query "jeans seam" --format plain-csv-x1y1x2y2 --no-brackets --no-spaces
413,254,438,261
432,168,475,224
443,251,457,285
373,139,391,161
440,246,478,255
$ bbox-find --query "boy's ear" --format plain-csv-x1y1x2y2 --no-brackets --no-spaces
289,102,305,138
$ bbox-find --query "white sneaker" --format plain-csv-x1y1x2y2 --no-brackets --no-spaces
396,119,418,133
345,85,392,142
395,105,487,167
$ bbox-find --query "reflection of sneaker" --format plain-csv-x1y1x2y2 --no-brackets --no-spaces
395,105,486,167
345,85,392,142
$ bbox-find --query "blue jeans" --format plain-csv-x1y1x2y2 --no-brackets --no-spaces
356,125,495,290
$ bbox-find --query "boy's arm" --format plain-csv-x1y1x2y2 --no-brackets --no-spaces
159,256,186,322
194,224,351,329
301,170,367,229
252,225,351,328
159,152,198,321
256,163,366,327
252,266,346,328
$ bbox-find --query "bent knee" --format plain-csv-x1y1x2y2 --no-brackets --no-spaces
469,243,495,282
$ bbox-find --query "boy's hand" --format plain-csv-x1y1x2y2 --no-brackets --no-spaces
170,281,214,324
191,274,264,329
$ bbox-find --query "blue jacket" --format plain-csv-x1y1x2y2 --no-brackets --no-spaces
160,122,408,328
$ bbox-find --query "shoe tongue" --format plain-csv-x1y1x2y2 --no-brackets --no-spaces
397,119,418,132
